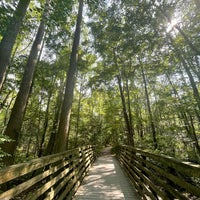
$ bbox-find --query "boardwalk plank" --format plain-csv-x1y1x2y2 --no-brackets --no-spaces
73,152,139,200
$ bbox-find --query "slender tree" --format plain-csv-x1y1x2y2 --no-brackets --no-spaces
1,1,48,166
116,75,134,146
166,74,200,159
113,49,134,146
156,3,200,55
0,0,30,91
74,75,85,147
38,91,52,157
45,85,64,155
167,35,200,122
141,64,158,149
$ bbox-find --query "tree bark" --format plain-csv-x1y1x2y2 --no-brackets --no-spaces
116,75,134,146
0,0,30,91
141,65,157,149
1,3,47,165
53,0,83,153
45,79,64,155
0,91,11,110
125,75,135,137
74,77,84,147
38,92,52,157
188,114,200,158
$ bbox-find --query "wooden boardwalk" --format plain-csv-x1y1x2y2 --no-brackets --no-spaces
73,148,139,200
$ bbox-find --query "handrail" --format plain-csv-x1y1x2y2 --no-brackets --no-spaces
0,145,95,200
117,145,200,200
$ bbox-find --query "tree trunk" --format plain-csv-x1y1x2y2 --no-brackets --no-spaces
188,114,200,158
45,83,64,155
166,74,200,160
74,80,83,147
174,25,200,55
168,35,200,122
3,94,16,130
125,75,135,137
53,0,84,153
188,59,200,82
116,75,134,146
38,92,52,157
141,65,157,149
25,132,32,157
0,91,12,110
113,49,134,146
0,0,30,91
194,0,200,9
158,6,200,55
1,4,47,165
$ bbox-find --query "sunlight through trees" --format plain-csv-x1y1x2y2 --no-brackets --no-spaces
0,0,199,166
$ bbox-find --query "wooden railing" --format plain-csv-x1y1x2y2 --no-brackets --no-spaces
117,145,200,200
0,145,95,200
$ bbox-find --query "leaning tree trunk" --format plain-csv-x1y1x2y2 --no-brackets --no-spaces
141,65,158,149
158,6,200,55
1,4,47,166
166,74,200,160
168,35,200,123
53,0,83,153
0,0,30,91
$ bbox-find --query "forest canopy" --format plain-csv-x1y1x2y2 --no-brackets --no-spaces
0,0,200,166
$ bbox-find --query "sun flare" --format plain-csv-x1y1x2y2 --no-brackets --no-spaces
167,18,179,32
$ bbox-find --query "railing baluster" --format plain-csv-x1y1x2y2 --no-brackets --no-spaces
0,145,96,200
117,145,200,200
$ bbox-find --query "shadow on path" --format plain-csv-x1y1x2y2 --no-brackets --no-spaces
73,147,140,200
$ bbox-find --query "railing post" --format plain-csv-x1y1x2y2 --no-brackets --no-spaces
46,162,54,199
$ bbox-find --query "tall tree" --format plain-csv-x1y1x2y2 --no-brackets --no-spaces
45,85,64,155
1,0,48,166
53,0,84,153
141,64,158,149
114,49,134,146
0,0,30,91
116,74,134,146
